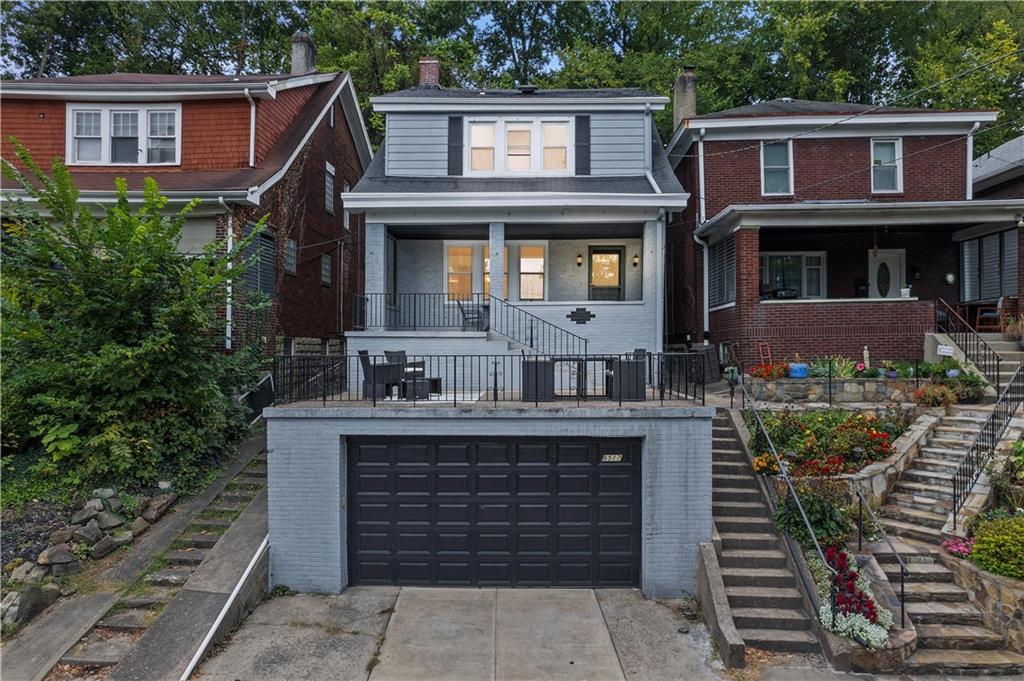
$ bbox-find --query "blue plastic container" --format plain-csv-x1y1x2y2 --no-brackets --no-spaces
789,363,809,379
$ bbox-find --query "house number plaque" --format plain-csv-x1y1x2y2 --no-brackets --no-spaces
601,453,624,463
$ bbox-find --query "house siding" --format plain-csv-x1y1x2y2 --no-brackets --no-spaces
385,113,449,176
590,112,647,175
254,85,318,165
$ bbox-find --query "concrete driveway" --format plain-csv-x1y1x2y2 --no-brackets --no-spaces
198,586,720,681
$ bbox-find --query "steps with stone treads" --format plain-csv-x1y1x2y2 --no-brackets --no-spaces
712,412,820,655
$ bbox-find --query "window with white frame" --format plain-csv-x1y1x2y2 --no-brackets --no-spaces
284,238,298,274
447,245,473,300
328,102,335,128
325,162,335,215
466,117,573,175
342,181,350,230
759,252,826,299
320,253,332,286
67,104,180,165
519,245,546,300
483,247,509,299
761,141,792,195
708,236,736,308
871,138,902,193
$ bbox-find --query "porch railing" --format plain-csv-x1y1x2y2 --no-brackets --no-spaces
935,298,1002,393
487,295,588,355
951,363,1024,531
352,292,589,356
272,352,705,407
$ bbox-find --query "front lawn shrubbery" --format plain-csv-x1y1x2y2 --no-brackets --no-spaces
1,145,265,501
749,408,908,476
969,513,1024,580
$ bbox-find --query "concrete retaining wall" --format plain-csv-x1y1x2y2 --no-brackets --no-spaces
265,405,714,598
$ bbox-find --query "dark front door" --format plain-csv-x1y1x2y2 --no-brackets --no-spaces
348,437,641,587
589,246,625,301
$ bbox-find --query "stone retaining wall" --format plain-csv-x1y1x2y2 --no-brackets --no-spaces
939,555,1024,654
746,377,916,404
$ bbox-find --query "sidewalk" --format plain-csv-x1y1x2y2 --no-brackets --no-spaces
0,430,266,681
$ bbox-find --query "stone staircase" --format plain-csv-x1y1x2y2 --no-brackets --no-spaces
712,411,819,654
978,332,1024,391
866,538,1024,674
879,407,991,544
57,452,268,671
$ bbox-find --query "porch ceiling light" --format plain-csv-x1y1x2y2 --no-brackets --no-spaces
633,254,640,268
945,272,956,285
576,254,584,267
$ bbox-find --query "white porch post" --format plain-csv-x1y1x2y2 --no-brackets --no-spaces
642,218,664,353
489,222,505,299
364,222,386,330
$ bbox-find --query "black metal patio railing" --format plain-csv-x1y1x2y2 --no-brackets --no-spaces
935,298,1002,394
272,352,705,407
855,490,908,628
951,363,1024,531
352,293,589,356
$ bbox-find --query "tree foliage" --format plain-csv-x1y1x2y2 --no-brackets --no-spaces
1,144,263,488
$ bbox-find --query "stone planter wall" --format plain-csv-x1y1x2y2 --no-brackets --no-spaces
845,414,938,508
746,377,917,404
938,555,1024,654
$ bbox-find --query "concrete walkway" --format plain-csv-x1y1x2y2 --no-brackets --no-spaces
371,588,625,681
0,431,266,681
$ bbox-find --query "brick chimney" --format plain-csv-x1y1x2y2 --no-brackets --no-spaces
418,57,440,88
290,31,317,75
673,65,698,130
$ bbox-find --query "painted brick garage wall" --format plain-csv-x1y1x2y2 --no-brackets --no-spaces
263,406,714,598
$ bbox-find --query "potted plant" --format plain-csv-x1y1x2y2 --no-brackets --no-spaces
1005,317,1024,350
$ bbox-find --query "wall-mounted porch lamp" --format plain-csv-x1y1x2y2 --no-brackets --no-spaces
632,254,641,268
576,253,584,268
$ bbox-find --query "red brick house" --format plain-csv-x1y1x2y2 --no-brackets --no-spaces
973,134,1024,200
0,32,373,355
665,70,1024,366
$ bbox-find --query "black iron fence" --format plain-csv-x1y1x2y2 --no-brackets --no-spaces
935,298,1002,393
951,363,1024,531
273,352,705,407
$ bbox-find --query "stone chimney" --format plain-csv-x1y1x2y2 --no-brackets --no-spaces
290,31,317,75
673,65,698,130
418,57,440,88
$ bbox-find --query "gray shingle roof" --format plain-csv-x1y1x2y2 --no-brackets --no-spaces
377,86,660,99
696,98,955,119
352,126,683,197
973,134,1024,185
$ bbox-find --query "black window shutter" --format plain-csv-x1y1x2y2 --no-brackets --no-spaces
448,116,463,176
575,115,591,175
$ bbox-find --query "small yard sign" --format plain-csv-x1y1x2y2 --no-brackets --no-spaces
937,345,955,357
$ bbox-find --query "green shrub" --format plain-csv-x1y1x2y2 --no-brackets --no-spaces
1,143,265,492
773,478,851,549
970,515,1024,579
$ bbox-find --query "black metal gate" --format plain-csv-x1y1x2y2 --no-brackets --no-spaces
348,437,641,587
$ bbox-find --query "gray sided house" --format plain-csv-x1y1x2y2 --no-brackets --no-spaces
265,59,713,599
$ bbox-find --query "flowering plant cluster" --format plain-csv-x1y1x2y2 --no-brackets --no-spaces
941,536,974,558
806,545,894,650
750,409,907,477
750,362,789,379
752,452,781,475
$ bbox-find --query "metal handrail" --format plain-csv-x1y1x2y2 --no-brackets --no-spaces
737,377,840,621
935,298,1003,394
951,363,1024,530
855,490,907,628
487,295,588,356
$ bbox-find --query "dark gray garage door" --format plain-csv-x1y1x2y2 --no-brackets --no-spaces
348,437,641,587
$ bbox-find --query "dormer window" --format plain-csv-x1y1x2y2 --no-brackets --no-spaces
66,103,180,166
465,117,574,176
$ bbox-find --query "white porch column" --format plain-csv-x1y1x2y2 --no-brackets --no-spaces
489,222,505,299
642,218,665,353
364,222,386,296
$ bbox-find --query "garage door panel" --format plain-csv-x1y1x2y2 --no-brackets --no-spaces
349,438,640,587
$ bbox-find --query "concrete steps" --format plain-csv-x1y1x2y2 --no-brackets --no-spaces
905,648,1024,675
879,517,944,543
917,624,1006,650
60,633,135,668
879,505,948,530
96,608,152,633
711,412,819,656
905,601,986,626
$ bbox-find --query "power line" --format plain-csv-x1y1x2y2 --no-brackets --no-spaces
677,46,1024,160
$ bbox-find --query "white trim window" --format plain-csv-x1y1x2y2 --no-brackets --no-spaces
446,244,474,300
761,140,793,195
66,103,181,166
871,138,902,193
759,252,827,299
328,102,335,128
284,238,298,274
465,117,574,176
342,181,350,231
708,236,736,308
320,253,332,286
518,244,546,301
325,162,336,215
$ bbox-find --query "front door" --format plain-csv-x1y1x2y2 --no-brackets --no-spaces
589,246,625,301
868,249,905,299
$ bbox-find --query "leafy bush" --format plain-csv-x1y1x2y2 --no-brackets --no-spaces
970,515,1024,579
807,545,893,650
773,478,851,548
1,144,264,492
913,384,957,407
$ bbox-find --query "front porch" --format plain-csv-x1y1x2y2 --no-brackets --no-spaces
353,220,665,355
698,200,1024,365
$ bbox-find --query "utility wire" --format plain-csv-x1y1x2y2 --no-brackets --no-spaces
677,47,1024,160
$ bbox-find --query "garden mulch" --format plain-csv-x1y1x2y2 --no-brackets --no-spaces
2,501,73,568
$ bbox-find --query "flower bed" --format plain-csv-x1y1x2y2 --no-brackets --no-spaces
807,545,895,650
749,408,908,476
